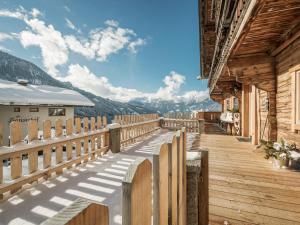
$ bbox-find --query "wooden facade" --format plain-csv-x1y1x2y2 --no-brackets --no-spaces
199,0,300,145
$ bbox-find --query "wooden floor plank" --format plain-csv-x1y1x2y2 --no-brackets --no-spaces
194,123,300,225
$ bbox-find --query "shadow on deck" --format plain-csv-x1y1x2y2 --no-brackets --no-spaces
197,123,300,225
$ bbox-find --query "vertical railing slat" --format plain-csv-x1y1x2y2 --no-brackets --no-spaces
55,119,63,167
122,158,152,225
43,120,52,169
28,120,38,174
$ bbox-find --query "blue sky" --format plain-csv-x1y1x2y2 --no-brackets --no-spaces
0,0,209,102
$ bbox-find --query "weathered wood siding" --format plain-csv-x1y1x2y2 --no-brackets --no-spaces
275,37,300,146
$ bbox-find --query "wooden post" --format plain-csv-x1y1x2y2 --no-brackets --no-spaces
186,149,209,225
199,150,208,225
251,86,259,144
176,130,185,225
153,143,169,225
242,84,250,137
182,128,187,225
168,136,178,225
108,124,121,153
122,158,152,225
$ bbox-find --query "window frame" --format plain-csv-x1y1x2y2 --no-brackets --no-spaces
29,107,39,112
14,107,20,112
48,108,66,117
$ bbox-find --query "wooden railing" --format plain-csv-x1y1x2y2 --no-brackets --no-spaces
162,118,202,133
0,116,109,196
114,113,159,125
0,113,209,225
164,112,196,119
197,112,221,123
120,119,161,145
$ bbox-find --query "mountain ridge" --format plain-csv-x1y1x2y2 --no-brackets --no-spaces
0,50,220,119
0,51,156,121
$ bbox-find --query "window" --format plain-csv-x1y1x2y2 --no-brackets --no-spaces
233,97,239,111
226,99,231,111
14,107,20,112
29,107,39,112
48,108,66,116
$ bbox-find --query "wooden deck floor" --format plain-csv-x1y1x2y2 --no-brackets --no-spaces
198,123,300,225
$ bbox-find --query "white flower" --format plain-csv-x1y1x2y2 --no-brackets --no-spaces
273,143,281,151
279,153,287,159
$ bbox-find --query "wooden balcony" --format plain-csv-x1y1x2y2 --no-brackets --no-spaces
199,123,300,225
1,114,299,224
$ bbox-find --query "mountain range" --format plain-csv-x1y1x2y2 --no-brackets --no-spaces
0,51,220,120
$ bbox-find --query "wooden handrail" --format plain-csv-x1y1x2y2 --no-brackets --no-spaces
0,116,110,195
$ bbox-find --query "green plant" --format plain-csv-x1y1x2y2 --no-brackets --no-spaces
261,138,295,160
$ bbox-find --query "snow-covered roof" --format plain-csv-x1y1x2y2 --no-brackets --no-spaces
0,79,94,107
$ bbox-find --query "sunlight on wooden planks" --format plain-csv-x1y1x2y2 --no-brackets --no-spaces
197,123,300,225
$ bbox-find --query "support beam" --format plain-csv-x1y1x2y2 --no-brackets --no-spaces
242,84,250,137
228,54,274,68
250,85,259,145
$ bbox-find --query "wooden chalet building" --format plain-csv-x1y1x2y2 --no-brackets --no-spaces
199,0,300,145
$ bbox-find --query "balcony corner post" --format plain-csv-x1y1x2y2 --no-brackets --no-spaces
108,123,121,153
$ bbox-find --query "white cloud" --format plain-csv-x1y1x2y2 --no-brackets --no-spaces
90,26,135,61
62,64,209,103
64,6,71,12
30,8,42,18
65,18,81,33
19,18,69,77
0,32,13,41
64,35,94,58
0,45,11,52
0,7,26,20
105,20,119,27
128,38,146,53
0,7,146,77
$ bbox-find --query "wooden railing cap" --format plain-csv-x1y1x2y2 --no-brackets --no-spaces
122,157,151,184
152,142,168,156
41,198,108,225
107,123,121,129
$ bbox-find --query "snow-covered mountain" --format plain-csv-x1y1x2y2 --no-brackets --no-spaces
129,97,221,115
0,51,220,119
0,51,155,121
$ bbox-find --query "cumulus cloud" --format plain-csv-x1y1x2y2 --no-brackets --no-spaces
0,7,146,76
19,18,69,77
105,19,119,27
61,64,208,103
30,8,42,18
